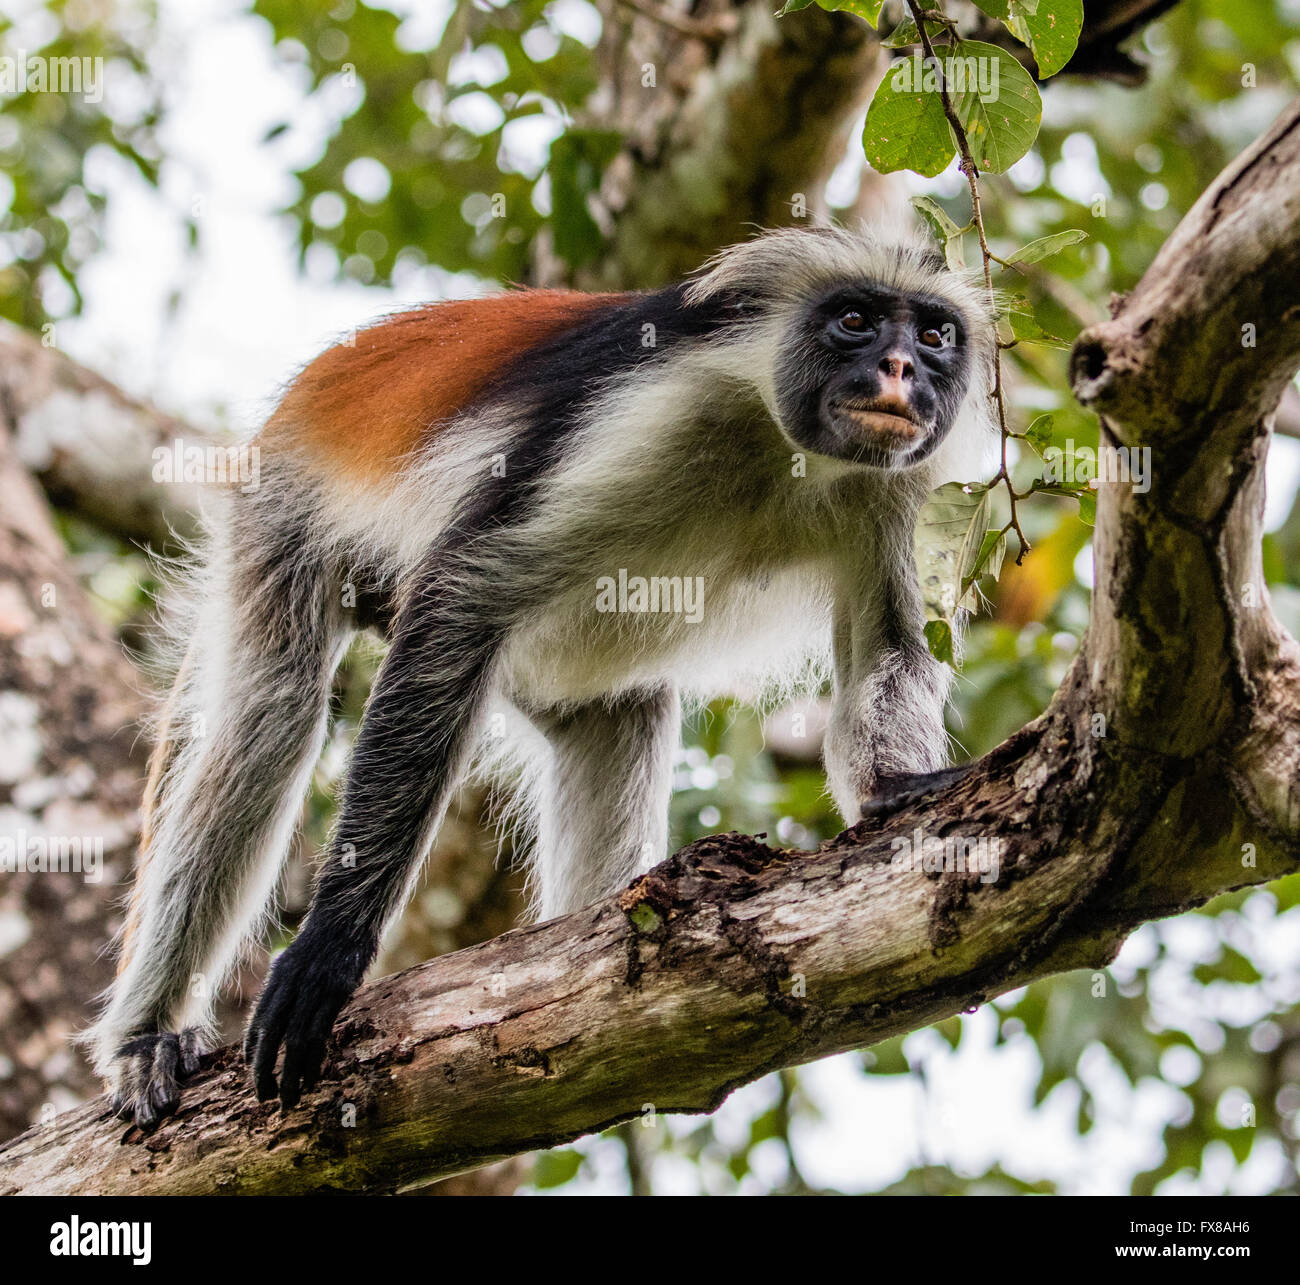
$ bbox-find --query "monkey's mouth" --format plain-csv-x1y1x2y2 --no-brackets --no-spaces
829,398,924,443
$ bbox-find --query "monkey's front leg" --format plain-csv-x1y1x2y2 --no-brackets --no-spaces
243,555,507,1108
823,575,959,822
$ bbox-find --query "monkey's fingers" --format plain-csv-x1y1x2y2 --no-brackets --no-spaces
246,973,296,1101
177,1027,205,1076
248,1031,281,1102
278,1009,335,1109
247,1013,289,1103
111,1036,176,1128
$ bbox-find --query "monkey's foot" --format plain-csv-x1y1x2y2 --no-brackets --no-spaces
859,763,975,820
109,1028,206,1130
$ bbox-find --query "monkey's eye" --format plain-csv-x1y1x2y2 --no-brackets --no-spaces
918,327,947,348
835,309,871,337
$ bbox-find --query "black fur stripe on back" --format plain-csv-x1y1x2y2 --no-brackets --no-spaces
447,282,754,541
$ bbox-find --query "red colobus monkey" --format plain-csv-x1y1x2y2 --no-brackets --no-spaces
89,227,995,1126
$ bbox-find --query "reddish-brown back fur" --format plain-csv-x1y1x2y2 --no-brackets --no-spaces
261,289,626,481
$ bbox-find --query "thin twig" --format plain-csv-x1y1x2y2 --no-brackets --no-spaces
906,0,1030,562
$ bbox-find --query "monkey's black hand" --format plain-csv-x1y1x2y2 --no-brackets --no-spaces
244,923,371,1109
110,1028,206,1130
859,763,975,821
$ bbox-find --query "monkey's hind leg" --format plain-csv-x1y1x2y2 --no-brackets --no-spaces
88,523,346,1128
531,684,679,920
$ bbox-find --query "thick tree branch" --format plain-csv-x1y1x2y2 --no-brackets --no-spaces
1071,98,1300,795
963,0,1183,84
3,97,1300,1195
542,2,885,288
0,784,1291,1196
0,321,214,548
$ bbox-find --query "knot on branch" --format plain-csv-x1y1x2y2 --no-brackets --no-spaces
619,874,674,936
621,832,788,924
1068,315,1154,422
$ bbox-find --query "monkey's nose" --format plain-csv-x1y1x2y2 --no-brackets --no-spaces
878,352,915,401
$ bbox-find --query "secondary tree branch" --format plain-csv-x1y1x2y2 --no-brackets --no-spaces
2,97,1299,1196
0,320,216,549
551,2,883,288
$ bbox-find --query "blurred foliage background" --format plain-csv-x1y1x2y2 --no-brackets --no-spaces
3,0,1299,1193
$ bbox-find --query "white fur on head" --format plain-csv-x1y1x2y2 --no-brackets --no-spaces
684,225,993,329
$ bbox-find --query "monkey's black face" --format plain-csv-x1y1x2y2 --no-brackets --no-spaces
774,283,973,470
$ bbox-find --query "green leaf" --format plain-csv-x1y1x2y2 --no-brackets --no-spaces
1077,490,1096,526
1009,310,1069,348
925,618,955,664
1004,296,1070,348
881,14,947,47
1023,412,1055,455
1036,483,1089,501
970,0,1012,17
1225,1125,1255,1165
749,1106,784,1146
948,40,1042,174
963,528,1008,597
862,59,955,177
911,195,964,241
935,1016,964,1049
863,1036,911,1075
915,481,991,651
1007,0,1084,78
532,1147,582,1188
816,0,886,22
1005,228,1088,267
1193,947,1264,986
781,0,884,18
909,195,969,270
869,41,1041,176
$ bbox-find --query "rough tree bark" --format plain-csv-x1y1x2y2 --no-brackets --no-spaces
571,2,882,288
2,94,1297,1197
